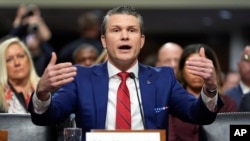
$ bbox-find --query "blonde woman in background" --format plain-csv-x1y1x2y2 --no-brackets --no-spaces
0,36,40,113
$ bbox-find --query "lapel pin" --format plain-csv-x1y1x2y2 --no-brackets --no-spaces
147,80,151,84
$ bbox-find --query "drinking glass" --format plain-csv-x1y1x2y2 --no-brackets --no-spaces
64,128,82,141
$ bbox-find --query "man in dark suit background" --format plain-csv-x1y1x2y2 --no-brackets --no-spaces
29,6,223,141
58,11,103,63
225,45,250,109
239,92,250,111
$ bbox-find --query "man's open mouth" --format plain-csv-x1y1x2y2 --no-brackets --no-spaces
119,45,131,50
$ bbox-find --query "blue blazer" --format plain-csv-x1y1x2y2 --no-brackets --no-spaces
239,93,250,111
29,62,223,140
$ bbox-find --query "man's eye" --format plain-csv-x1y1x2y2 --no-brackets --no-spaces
129,29,136,32
112,29,120,32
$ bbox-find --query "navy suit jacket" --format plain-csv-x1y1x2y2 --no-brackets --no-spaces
29,62,223,140
239,93,250,112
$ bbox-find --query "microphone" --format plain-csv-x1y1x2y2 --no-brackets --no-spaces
129,72,146,129
69,113,76,128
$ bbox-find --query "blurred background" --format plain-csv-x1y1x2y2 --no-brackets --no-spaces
1,0,250,73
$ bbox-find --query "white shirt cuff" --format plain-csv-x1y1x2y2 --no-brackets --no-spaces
201,87,218,112
32,91,51,114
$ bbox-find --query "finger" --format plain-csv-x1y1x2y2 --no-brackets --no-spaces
52,77,75,88
51,63,74,71
49,66,77,81
50,71,77,87
199,47,206,58
48,52,57,66
53,66,77,76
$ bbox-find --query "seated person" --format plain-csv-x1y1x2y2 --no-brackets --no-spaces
28,6,224,141
58,11,103,63
0,36,40,113
169,44,237,141
72,43,99,66
225,46,250,109
10,4,53,76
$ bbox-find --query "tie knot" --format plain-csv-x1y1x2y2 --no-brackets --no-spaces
117,72,129,81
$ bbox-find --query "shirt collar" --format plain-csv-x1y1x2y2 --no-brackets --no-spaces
239,81,250,94
107,61,139,78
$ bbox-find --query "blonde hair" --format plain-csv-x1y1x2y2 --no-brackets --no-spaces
0,37,40,112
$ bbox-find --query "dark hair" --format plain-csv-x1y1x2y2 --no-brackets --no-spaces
176,43,223,93
78,11,100,32
72,43,98,61
101,6,144,35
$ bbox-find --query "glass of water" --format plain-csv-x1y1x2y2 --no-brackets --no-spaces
64,128,82,141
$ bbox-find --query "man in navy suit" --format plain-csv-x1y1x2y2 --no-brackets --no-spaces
239,92,250,111
225,45,250,109
29,6,223,141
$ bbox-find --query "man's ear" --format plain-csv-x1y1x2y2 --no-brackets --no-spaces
101,35,106,49
140,35,145,49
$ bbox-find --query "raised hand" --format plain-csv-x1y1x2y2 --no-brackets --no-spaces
37,52,77,101
185,47,217,94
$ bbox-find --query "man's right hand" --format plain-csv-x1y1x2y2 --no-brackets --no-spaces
37,52,77,101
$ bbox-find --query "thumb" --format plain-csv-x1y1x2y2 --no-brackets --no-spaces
199,47,206,58
48,52,57,66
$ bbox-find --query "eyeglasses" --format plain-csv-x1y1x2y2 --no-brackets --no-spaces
242,54,250,62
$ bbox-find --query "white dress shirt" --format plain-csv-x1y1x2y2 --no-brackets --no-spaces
240,81,250,95
105,61,144,129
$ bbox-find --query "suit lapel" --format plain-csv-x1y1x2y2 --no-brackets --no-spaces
92,62,109,128
138,64,156,128
91,63,157,128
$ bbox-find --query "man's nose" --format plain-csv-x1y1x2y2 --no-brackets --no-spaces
84,60,93,66
121,30,129,40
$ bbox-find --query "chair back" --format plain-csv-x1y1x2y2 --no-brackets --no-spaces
0,113,56,141
200,112,250,141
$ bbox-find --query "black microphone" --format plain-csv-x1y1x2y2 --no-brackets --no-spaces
129,72,146,129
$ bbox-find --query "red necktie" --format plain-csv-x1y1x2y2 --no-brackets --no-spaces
116,72,131,129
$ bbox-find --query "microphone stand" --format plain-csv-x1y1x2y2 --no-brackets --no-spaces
129,72,146,129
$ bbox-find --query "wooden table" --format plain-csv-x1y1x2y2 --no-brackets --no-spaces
0,130,8,141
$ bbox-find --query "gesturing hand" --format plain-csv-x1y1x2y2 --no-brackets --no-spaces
37,52,77,101
185,47,217,92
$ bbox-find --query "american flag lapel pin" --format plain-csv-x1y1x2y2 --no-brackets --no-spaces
147,80,151,84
